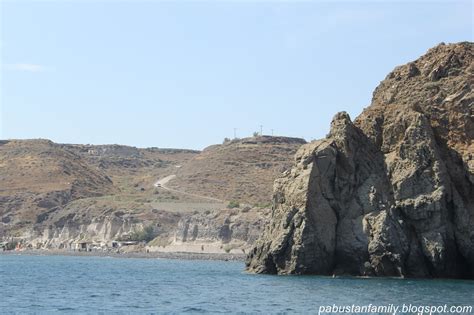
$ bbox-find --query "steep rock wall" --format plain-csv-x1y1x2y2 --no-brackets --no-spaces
246,42,473,278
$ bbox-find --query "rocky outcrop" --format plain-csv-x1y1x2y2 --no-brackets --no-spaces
246,42,473,278
26,216,149,249
19,207,268,254
173,208,267,246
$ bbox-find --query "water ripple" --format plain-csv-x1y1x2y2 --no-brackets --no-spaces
1,255,473,313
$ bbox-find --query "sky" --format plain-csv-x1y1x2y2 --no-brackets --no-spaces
0,0,472,150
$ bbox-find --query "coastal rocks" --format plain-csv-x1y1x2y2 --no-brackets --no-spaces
246,42,474,278
16,201,269,254
168,208,268,252
26,214,152,249
174,209,265,244
246,113,398,275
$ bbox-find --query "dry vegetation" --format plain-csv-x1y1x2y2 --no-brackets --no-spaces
169,136,306,204
0,136,304,241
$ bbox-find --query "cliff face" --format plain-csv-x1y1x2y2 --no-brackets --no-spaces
246,42,474,278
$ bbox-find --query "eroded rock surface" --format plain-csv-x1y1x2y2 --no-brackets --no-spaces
246,42,473,278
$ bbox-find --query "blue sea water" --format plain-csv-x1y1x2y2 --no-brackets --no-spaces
0,255,473,314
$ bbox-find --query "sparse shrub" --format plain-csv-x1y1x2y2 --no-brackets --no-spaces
241,206,251,213
255,202,272,209
4,241,18,250
148,236,171,248
252,132,259,137
223,137,231,144
128,225,156,243
223,245,232,253
227,200,240,209
223,244,237,253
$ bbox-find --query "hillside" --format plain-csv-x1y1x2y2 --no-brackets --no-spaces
61,144,199,194
169,136,307,204
0,139,116,232
0,136,299,252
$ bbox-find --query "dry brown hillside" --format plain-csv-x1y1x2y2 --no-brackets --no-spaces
169,136,306,204
1,136,303,249
61,144,199,193
0,139,116,227
0,140,198,235
0,140,116,196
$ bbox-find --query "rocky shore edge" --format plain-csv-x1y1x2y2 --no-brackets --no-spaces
0,249,246,261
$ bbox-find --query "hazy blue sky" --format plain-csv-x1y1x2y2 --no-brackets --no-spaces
1,1,472,150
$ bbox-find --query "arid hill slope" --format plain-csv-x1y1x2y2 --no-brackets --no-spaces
0,139,116,230
61,144,199,193
169,136,306,204
1,137,298,251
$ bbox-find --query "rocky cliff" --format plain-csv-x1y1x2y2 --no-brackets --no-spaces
246,42,473,278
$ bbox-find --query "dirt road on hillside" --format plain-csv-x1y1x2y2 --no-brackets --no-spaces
154,175,223,203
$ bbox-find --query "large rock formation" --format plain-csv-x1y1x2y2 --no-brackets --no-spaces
246,42,473,278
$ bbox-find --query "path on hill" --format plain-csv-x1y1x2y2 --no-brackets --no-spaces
154,175,224,203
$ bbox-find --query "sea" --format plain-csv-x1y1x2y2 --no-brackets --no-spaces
0,254,473,314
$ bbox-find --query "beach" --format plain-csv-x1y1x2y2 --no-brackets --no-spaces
0,249,246,261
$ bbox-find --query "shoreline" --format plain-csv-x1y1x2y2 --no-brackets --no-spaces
0,249,247,261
